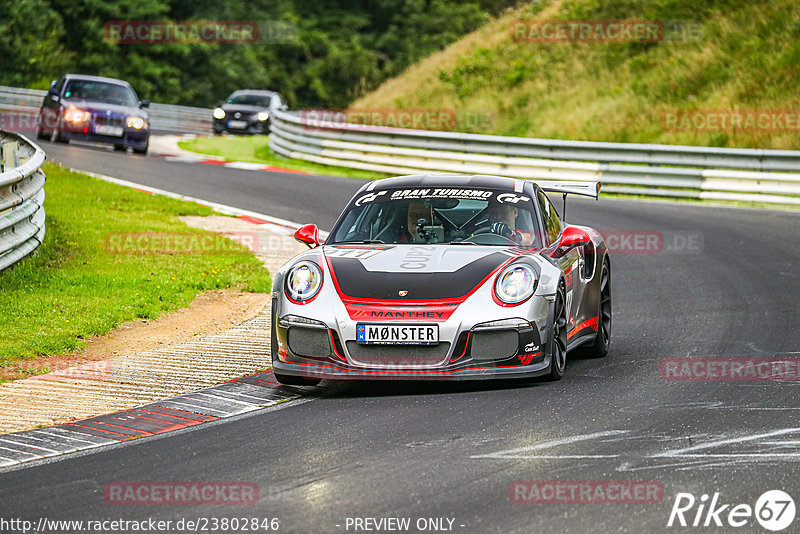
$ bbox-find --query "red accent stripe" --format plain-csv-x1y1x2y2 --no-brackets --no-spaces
285,359,530,375
567,316,599,340
449,332,471,364
344,303,458,323
330,331,346,362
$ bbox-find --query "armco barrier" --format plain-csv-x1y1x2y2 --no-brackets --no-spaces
270,110,800,205
0,131,46,271
0,85,212,135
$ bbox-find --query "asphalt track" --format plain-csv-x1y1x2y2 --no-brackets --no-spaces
1,139,800,533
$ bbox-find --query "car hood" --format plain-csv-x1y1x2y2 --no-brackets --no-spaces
323,244,521,301
221,104,268,114
62,98,145,118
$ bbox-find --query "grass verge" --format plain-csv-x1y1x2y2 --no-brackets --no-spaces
0,163,271,370
178,135,389,180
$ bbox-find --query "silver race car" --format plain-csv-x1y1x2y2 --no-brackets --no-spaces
271,174,611,385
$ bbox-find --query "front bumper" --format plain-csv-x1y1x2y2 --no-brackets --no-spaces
213,117,269,134
272,309,550,382
61,124,148,148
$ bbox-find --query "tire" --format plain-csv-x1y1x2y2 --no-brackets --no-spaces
584,259,611,358
113,144,126,151
35,118,47,140
133,138,148,155
545,281,568,381
273,372,321,387
50,118,67,144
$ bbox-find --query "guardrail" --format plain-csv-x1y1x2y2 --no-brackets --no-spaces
0,131,46,271
270,110,800,205
0,85,212,135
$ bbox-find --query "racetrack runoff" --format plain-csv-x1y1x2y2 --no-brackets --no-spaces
1,137,799,532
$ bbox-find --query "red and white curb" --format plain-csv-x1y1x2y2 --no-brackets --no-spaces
161,154,311,175
0,371,320,468
149,133,310,175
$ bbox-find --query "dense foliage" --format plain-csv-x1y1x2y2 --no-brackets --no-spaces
0,0,519,108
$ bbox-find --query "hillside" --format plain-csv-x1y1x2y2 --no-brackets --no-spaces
351,0,800,149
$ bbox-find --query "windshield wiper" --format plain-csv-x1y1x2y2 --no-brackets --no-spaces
448,241,478,245
331,239,385,245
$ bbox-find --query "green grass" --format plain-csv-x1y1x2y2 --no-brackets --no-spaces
0,163,271,367
353,0,800,150
178,135,389,180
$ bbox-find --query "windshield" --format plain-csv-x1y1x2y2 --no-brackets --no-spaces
226,93,272,107
63,80,138,106
328,187,542,247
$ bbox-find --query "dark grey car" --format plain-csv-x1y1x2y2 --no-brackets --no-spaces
212,90,287,135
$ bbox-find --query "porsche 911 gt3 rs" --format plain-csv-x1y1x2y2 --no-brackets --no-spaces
271,174,611,385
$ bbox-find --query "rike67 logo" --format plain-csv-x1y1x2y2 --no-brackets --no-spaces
668,490,795,531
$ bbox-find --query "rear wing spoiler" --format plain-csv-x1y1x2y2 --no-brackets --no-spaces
538,181,601,200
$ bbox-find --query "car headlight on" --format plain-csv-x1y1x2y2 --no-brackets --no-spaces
257,111,269,121
126,116,146,129
285,261,323,302
63,106,90,123
213,107,226,119
494,264,536,305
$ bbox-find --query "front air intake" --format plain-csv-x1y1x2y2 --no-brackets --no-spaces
470,330,519,361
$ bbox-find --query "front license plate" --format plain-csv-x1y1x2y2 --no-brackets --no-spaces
357,324,439,345
94,124,123,137
227,120,248,129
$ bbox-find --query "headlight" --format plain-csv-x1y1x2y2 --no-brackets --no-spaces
126,116,146,129
494,264,536,305
213,107,226,119
257,111,269,121
63,106,89,123
285,261,323,302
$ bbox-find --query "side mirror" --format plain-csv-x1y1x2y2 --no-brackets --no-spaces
294,224,320,248
48,81,59,97
551,226,591,258
280,104,288,111
139,100,150,108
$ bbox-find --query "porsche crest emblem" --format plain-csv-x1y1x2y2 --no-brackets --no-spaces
398,290,408,297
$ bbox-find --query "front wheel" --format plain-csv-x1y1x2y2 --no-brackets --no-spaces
274,372,321,386
50,119,67,144
133,139,148,154
545,282,568,381
35,118,47,140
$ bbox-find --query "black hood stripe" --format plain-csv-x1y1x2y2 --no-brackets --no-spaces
328,252,510,301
